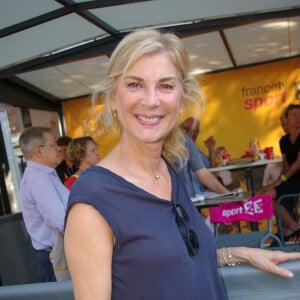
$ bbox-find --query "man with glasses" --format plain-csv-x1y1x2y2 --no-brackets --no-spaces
19,127,69,282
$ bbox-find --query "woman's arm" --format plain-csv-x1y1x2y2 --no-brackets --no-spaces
203,136,217,167
217,247,300,278
281,152,300,180
64,203,114,300
195,168,230,194
281,153,289,174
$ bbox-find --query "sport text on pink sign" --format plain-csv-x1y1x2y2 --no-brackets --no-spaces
209,194,273,224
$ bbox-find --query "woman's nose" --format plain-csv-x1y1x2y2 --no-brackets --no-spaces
141,88,159,106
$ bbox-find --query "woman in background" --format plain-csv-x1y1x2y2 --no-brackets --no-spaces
64,136,100,190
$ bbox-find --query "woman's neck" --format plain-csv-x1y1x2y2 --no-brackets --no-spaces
103,139,165,180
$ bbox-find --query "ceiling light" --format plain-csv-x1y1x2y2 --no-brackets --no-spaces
261,20,298,29
190,68,211,75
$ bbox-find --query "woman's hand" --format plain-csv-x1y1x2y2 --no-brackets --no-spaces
221,247,300,279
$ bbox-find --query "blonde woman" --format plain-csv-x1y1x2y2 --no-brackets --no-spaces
65,29,300,300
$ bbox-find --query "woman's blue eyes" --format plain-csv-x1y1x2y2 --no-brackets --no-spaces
160,84,173,90
127,82,174,90
128,82,140,88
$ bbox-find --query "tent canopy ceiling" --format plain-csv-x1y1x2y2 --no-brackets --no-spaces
0,0,300,104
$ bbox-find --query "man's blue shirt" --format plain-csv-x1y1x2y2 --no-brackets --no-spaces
20,161,69,250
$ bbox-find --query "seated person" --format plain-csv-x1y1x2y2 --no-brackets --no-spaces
179,117,222,195
256,104,300,241
215,146,234,188
179,117,216,168
183,135,229,199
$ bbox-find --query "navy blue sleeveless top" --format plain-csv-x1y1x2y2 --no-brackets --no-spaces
67,164,227,299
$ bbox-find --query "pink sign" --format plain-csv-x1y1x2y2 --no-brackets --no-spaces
209,194,273,224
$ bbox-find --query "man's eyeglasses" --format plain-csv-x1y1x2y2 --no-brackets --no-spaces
38,143,58,148
172,202,199,257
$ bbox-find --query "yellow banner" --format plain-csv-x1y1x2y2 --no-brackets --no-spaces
62,99,120,157
63,58,300,159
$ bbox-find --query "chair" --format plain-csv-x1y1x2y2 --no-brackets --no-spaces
276,193,300,246
0,212,39,285
209,194,282,248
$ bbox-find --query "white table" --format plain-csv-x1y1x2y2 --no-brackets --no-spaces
208,157,282,173
208,157,282,192
192,191,252,209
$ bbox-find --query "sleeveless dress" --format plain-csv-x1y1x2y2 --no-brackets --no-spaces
67,164,227,300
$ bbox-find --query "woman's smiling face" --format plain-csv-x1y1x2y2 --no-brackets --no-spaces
112,52,183,145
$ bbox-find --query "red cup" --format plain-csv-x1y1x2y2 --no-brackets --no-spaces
245,150,254,157
264,147,274,160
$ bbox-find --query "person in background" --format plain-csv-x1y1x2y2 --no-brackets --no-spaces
183,135,231,233
64,29,300,300
280,106,289,134
179,118,230,199
262,107,288,187
256,104,300,241
65,136,100,190
215,146,234,188
179,117,216,167
55,136,77,183
19,127,69,282
183,134,230,199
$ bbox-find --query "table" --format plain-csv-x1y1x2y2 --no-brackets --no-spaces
208,157,282,193
192,191,252,209
192,191,252,233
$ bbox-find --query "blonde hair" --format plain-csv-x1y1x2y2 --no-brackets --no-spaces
92,29,205,169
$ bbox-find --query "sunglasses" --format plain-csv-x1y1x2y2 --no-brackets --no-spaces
173,202,199,257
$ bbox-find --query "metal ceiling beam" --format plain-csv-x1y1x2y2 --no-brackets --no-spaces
167,7,300,38
0,8,70,38
219,30,237,68
0,0,152,38
204,54,300,76
55,0,119,36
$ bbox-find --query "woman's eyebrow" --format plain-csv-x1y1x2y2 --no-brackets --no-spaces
123,75,177,82
123,75,142,81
